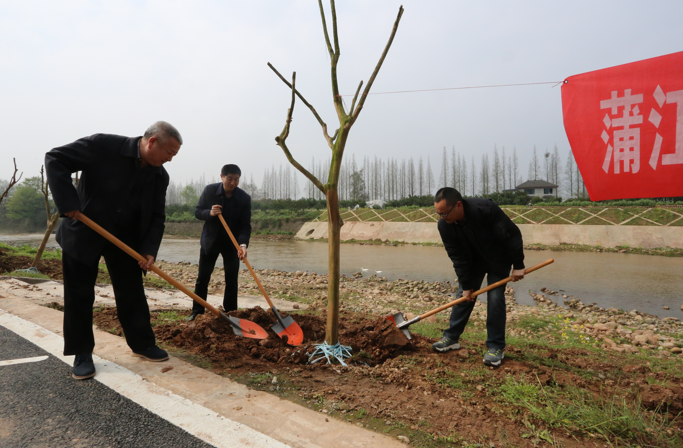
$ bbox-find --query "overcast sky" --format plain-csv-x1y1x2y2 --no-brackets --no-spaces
2,1,682,193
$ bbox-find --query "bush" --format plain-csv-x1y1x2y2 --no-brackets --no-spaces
385,195,434,208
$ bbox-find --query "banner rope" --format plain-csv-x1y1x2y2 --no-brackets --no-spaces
336,80,566,98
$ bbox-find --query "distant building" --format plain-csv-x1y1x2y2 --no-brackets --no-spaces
514,180,558,198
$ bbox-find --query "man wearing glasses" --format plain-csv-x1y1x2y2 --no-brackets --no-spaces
432,187,525,366
187,164,251,322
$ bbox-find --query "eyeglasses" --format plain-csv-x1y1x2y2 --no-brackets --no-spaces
436,205,454,218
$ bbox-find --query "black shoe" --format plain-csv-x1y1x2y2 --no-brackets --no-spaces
72,353,96,380
132,346,169,362
186,312,202,322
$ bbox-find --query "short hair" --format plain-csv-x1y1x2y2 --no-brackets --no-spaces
143,121,183,145
221,164,241,176
434,187,463,206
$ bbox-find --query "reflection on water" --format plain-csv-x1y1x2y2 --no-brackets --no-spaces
2,233,682,318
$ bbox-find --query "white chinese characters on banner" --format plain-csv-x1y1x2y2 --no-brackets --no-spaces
600,89,643,174
601,86,683,174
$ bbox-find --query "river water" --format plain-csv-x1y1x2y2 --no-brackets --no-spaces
2,233,682,318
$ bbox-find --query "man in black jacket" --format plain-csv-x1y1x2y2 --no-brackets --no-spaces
187,164,251,321
46,121,182,379
433,187,526,366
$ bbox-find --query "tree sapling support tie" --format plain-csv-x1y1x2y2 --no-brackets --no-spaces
13,267,39,275
308,342,353,366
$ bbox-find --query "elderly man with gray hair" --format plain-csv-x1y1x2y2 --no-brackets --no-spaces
46,121,182,380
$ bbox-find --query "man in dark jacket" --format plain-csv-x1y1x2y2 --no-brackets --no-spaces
45,121,182,380
187,164,251,321
433,187,526,366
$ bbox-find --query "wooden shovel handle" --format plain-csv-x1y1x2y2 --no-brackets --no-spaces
78,213,222,318
217,215,276,309
418,258,554,321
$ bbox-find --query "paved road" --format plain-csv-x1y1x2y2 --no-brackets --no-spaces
0,326,215,448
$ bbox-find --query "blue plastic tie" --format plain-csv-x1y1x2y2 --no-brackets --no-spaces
308,342,353,366
13,267,40,275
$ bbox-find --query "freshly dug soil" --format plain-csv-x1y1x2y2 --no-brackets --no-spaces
0,247,64,280
91,307,683,448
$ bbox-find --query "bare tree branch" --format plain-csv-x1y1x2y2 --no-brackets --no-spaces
327,0,343,118
0,158,23,206
317,0,334,58
350,80,363,117
351,5,404,121
268,62,337,149
275,72,326,194
329,0,340,56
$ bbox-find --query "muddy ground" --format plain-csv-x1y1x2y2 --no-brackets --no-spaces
0,246,64,279
88,304,683,448
3,247,683,447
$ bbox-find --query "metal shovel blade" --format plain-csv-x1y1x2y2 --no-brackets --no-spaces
385,313,412,340
271,314,304,346
222,313,268,339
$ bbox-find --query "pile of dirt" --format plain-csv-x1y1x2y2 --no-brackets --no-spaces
93,307,416,367
0,248,64,280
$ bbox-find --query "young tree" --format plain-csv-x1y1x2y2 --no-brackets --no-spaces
418,157,424,196
439,147,448,188
470,156,477,196
460,155,468,196
565,149,575,198
450,147,458,190
408,157,415,196
426,156,435,195
492,145,501,193
269,0,403,345
543,150,551,181
181,185,198,205
552,144,560,189
501,146,507,190
529,146,539,180
513,147,519,186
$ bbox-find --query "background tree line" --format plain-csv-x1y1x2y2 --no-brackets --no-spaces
165,146,589,209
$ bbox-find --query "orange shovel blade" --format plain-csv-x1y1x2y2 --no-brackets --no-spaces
271,315,304,346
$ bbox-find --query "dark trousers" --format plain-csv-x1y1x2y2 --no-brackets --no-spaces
443,271,507,350
62,243,156,356
192,245,239,314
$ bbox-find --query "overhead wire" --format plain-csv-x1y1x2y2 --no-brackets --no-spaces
336,80,565,98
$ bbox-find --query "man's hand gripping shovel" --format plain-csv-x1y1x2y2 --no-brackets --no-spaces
77,213,268,339
386,259,554,339
218,215,304,346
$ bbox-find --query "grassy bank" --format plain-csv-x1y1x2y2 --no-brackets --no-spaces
165,209,319,238
312,205,683,226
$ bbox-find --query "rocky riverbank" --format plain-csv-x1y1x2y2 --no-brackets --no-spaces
149,260,683,359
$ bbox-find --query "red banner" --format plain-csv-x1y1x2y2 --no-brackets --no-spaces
562,51,683,200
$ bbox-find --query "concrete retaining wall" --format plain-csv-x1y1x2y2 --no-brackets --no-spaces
295,221,683,249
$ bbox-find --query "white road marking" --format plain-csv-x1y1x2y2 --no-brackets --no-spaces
0,355,49,366
0,309,289,448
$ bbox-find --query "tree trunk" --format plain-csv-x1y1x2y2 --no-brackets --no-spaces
32,212,59,268
325,188,341,345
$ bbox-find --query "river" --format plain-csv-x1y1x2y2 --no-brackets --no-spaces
2,233,682,318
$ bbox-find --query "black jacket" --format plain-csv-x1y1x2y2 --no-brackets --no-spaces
45,133,169,265
438,198,525,290
195,183,251,253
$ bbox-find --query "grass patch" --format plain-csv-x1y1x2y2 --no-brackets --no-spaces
153,310,187,326
499,375,683,447
0,242,62,260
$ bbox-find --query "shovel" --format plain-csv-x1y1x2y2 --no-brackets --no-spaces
218,215,304,346
387,258,554,339
78,213,268,340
